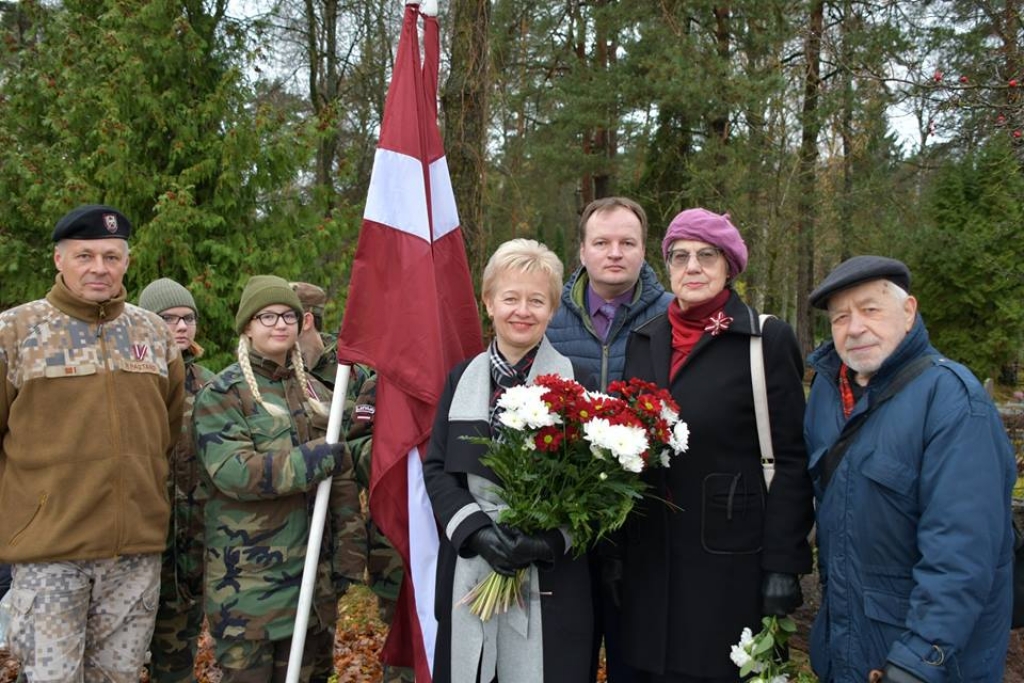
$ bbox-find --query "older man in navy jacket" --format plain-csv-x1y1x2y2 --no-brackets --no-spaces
804,256,1015,683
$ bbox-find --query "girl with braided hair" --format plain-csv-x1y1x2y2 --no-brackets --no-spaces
192,275,365,682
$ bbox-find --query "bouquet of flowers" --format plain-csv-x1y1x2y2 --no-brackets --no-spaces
461,374,689,619
730,616,817,683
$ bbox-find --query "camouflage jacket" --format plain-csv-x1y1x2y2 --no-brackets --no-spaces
0,275,185,564
193,353,365,641
160,350,216,608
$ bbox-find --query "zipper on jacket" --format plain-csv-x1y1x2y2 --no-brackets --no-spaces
600,345,610,391
9,493,48,546
98,321,125,555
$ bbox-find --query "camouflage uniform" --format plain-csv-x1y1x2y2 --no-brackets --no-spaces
347,379,415,683
149,349,216,683
193,353,366,682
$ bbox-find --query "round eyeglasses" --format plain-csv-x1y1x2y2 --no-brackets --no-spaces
252,311,299,327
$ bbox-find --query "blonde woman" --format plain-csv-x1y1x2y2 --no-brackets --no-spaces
424,239,594,683
192,275,365,682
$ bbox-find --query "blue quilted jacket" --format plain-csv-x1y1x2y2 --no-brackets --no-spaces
546,262,673,389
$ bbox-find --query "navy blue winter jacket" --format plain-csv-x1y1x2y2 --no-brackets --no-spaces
804,317,1016,683
546,262,673,390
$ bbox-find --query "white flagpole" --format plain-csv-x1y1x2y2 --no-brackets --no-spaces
286,362,352,682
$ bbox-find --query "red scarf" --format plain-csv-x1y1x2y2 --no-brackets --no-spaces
838,363,856,419
667,289,731,380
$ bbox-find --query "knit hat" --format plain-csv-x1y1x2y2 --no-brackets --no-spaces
661,208,748,278
139,278,197,315
290,281,327,317
235,275,304,334
809,255,911,310
52,204,132,241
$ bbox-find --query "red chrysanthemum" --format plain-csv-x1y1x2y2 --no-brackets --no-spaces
534,426,564,452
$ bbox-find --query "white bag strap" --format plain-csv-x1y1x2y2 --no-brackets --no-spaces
751,314,775,490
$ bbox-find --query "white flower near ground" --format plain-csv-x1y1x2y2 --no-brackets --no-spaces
730,643,753,669
669,421,690,453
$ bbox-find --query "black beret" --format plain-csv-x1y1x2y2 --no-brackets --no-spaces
809,255,911,310
51,204,132,242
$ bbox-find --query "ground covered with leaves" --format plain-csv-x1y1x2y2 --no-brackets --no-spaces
2,580,1023,681
0,585,390,683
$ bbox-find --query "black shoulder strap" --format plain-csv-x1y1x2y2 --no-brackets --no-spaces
819,354,938,491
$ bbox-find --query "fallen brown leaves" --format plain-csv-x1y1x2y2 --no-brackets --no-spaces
0,585,388,683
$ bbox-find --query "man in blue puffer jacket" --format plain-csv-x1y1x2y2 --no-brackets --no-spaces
547,196,674,393
547,196,673,683
805,256,1015,683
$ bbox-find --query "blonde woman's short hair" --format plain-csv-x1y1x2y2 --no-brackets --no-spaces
481,238,564,306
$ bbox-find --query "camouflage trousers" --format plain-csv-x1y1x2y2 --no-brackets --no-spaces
148,597,202,682
7,553,161,683
212,624,334,683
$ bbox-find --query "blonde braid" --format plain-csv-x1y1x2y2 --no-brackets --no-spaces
292,344,329,417
237,335,287,416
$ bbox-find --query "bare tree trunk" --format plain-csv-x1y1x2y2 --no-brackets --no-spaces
444,0,491,280
305,0,341,210
796,0,824,356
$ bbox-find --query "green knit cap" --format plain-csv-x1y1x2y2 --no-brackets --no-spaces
138,278,197,315
235,275,304,334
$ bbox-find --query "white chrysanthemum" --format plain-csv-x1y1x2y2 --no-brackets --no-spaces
770,676,790,683
584,419,648,465
659,449,672,468
669,421,690,453
738,627,755,648
496,384,543,410
582,417,613,444
606,425,648,461
660,404,680,425
584,390,615,403
499,410,527,431
618,451,645,473
520,400,559,429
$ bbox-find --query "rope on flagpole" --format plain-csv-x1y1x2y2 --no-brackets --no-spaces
286,362,352,682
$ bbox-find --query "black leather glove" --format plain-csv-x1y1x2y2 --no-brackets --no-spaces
761,572,803,616
878,663,925,683
502,527,562,569
465,525,519,577
602,556,623,609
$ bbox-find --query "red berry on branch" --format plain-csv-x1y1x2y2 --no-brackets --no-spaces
1014,130,1023,139
959,75,968,83
1010,79,1019,87
933,70,944,82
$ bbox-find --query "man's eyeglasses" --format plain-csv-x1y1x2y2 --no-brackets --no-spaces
667,247,722,269
252,311,300,327
160,313,197,326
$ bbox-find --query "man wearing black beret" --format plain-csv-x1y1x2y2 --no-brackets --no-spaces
0,204,185,681
804,256,1016,683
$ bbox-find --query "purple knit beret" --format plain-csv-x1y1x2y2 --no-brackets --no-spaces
661,208,748,277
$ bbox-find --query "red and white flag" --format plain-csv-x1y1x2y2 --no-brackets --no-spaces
337,3,483,680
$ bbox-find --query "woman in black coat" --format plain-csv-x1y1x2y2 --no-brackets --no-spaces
423,238,593,683
615,209,815,683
